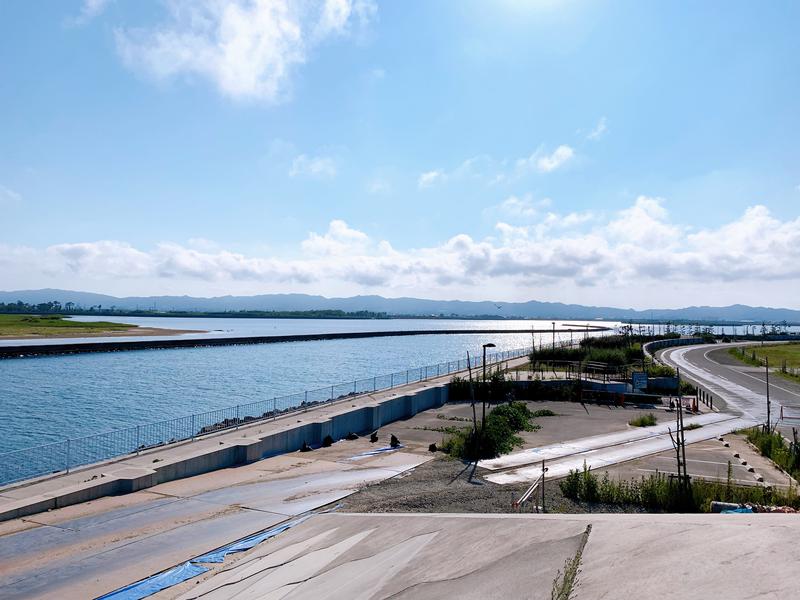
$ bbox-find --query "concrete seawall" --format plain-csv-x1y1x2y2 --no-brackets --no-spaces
0,382,449,522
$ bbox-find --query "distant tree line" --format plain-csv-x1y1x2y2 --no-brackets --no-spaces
0,300,393,320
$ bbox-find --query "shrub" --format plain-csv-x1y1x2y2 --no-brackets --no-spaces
491,402,535,431
559,468,800,512
531,408,557,418
647,362,676,377
629,413,658,427
441,401,534,460
746,427,800,480
448,376,472,402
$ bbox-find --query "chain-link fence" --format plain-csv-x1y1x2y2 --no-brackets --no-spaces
0,345,534,487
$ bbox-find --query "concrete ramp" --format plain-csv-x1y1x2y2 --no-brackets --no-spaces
166,512,800,600
172,514,589,600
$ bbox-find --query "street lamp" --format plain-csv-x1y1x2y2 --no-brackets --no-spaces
482,342,496,428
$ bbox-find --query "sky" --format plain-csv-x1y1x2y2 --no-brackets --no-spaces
1,0,799,309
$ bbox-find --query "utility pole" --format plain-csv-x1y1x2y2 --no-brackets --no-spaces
670,367,689,500
765,356,771,432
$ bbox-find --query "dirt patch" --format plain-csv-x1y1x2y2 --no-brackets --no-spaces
339,456,645,514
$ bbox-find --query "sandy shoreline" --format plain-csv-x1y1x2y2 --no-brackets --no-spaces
0,326,207,341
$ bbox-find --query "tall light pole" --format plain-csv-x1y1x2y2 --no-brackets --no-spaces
482,342,496,429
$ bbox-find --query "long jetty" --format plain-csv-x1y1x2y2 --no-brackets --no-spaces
0,326,610,358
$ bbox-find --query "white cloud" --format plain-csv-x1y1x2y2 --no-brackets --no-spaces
423,145,576,188
289,154,337,178
490,194,552,219
418,170,446,188
4,201,800,306
530,145,574,173
115,0,376,103
587,116,608,140
0,185,22,205
301,219,370,256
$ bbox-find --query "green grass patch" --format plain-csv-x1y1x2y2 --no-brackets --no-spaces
0,313,135,337
684,423,703,431
560,462,800,512
628,413,658,427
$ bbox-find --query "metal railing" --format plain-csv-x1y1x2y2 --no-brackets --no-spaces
0,345,535,487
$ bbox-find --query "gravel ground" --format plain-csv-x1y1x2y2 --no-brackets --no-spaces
340,456,645,514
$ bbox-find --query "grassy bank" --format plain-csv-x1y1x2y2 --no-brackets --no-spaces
561,462,799,512
0,314,136,338
728,344,800,384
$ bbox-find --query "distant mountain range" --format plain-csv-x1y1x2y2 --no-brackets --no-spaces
1,288,799,323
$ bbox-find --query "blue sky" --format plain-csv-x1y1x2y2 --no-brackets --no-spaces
1,0,799,308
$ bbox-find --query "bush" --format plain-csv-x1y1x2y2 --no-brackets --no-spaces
448,376,472,402
491,402,535,431
441,401,535,460
629,413,658,427
480,414,523,457
646,362,676,377
531,408,557,418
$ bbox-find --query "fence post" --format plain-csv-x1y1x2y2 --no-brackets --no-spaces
353,380,357,394
65,438,71,474
136,425,141,455
331,385,334,400
406,370,409,384
191,414,196,441
235,405,240,430
373,376,377,392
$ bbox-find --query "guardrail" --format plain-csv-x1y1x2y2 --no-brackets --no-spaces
0,345,535,487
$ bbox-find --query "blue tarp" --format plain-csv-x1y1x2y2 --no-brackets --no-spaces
345,444,404,460
96,513,314,599
193,515,310,563
721,507,754,514
96,562,208,600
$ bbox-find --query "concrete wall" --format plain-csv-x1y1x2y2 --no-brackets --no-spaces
643,338,704,363
0,383,449,522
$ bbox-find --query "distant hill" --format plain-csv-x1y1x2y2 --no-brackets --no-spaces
1,288,799,322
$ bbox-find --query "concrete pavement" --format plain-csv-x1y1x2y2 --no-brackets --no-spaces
0,443,431,599
483,412,757,485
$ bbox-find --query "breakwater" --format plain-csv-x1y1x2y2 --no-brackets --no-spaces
0,326,609,358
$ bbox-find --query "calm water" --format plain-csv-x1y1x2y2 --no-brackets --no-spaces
0,319,615,453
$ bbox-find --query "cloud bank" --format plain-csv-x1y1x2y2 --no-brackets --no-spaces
3,198,799,307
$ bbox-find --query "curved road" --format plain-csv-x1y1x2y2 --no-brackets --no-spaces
660,343,800,431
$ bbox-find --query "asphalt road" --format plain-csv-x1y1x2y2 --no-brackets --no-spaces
660,343,800,431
